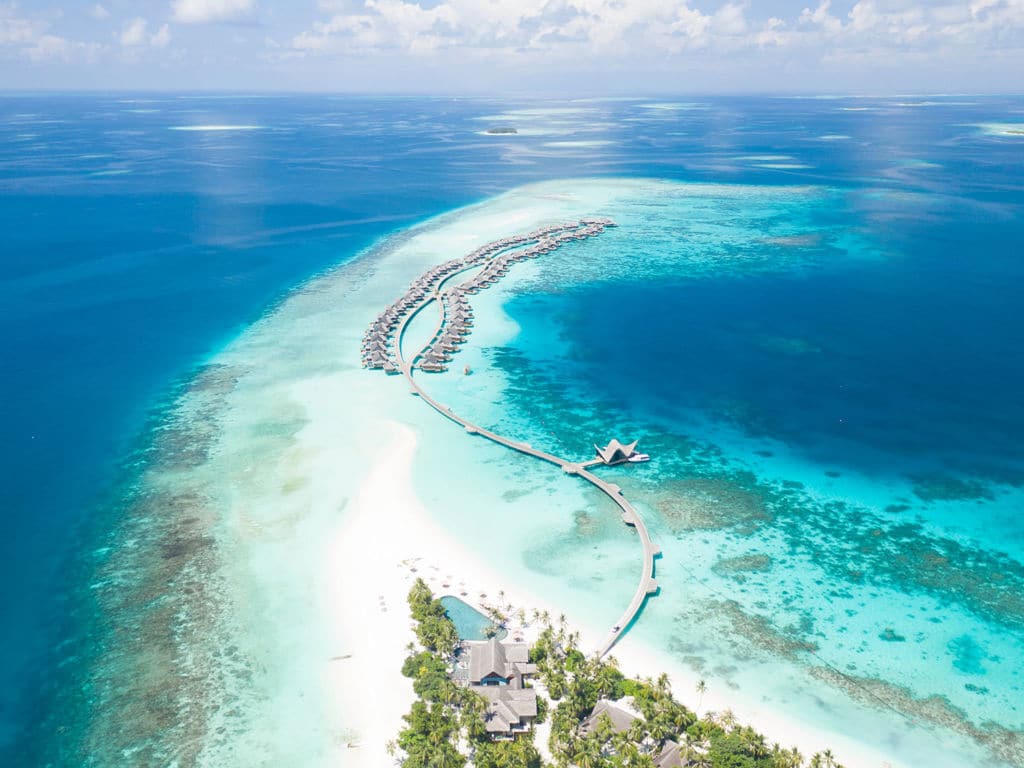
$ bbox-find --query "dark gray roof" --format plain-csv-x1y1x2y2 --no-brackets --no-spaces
476,687,538,733
466,638,536,684
657,740,686,768
581,700,639,735
468,637,507,682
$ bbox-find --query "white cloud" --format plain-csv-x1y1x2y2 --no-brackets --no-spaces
290,0,735,56
799,0,1024,49
712,3,748,36
1,2,103,61
34,36,102,62
120,16,173,48
799,1,843,34
26,33,69,61
120,17,147,46
90,4,110,21
150,23,171,48
278,0,1024,89
171,0,255,24
0,3,40,45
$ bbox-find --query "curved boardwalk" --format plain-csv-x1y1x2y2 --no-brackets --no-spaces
390,235,659,658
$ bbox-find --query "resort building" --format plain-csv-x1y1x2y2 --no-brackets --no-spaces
458,637,539,739
476,687,537,739
655,740,688,768
467,636,537,686
583,699,688,762
594,439,651,465
580,699,640,736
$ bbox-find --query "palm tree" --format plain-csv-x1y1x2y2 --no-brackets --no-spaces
747,731,769,759
695,679,707,716
718,709,736,732
627,718,647,745
655,672,671,697
822,748,838,768
574,736,603,768
595,659,621,698
433,744,464,768
647,713,674,744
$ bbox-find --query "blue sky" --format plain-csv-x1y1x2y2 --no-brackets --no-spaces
2,0,1023,92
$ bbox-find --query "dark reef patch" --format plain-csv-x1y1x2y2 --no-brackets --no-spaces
653,476,773,535
910,473,996,503
948,634,990,675
676,599,819,661
809,666,1024,767
712,553,773,583
25,359,262,767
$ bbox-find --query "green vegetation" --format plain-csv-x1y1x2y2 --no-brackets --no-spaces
536,623,842,768
392,580,843,768
408,578,460,656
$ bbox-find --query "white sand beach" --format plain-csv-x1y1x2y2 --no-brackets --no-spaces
324,420,598,766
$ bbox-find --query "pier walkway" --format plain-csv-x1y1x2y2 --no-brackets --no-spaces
380,224,659,658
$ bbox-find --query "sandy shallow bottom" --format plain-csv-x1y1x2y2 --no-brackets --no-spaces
117,178,1014,767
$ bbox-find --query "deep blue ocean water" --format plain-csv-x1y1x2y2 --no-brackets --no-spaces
2,93,1023,764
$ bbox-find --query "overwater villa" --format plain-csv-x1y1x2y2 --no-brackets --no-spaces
594,439,650,465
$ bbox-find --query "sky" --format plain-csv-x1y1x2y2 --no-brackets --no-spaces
1,0,1023,93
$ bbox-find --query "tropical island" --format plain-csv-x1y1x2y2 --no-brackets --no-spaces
486,126,519,134
392,580,844,768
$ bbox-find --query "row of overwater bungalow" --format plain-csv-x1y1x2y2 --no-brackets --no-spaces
417,290,475,372
362,218,616,373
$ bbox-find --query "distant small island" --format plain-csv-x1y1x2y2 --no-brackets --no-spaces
486,126,519,134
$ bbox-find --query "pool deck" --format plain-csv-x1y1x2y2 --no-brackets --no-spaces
368,220,660,658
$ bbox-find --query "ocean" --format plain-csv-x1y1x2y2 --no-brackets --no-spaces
1,94,1022,766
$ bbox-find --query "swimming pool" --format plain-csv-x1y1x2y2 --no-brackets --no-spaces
440,596,508,641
